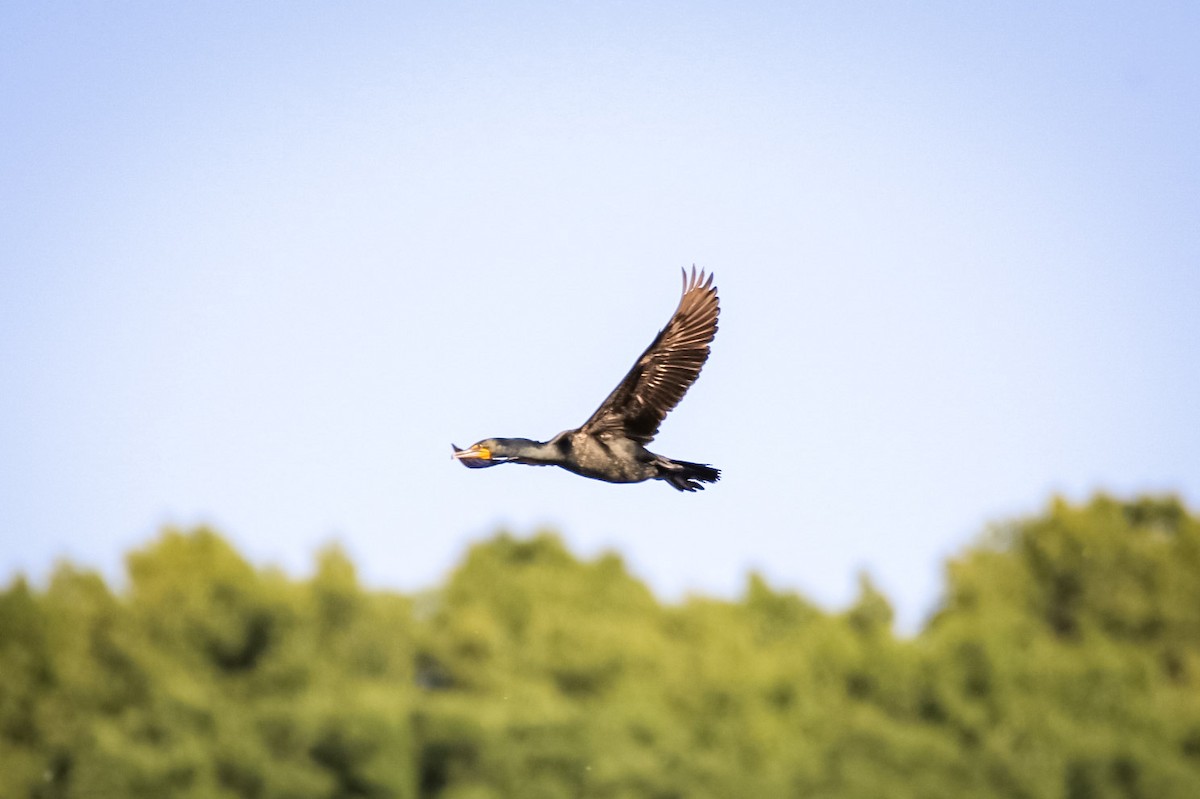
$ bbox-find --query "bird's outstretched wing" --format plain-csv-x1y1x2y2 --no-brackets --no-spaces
579,267,719,444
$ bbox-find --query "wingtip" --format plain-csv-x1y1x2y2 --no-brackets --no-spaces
680,264,715,295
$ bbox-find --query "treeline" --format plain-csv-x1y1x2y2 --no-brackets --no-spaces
3,495,1200,798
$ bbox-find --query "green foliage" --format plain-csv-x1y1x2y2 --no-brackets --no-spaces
3,496,1200,797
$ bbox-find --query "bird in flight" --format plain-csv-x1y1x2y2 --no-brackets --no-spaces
452,267,721,491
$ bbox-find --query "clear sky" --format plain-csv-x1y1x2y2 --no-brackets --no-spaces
3,3,1198,630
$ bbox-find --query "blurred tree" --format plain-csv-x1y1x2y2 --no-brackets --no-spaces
2,495,1199,797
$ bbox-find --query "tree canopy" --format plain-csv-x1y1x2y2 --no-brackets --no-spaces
3,495,1199,798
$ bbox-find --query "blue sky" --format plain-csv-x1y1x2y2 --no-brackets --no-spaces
3,3,1198,629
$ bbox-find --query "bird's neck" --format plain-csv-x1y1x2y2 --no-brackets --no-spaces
499,437,559,465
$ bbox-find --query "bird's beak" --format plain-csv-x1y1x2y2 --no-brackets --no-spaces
452,443,492,461
452,443,499,468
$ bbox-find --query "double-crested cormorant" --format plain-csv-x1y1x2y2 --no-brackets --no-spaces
452,267,721,491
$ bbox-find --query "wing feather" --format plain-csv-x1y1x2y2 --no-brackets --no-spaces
579,267,720,444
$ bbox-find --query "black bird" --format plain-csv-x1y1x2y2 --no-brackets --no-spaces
452,267,721,491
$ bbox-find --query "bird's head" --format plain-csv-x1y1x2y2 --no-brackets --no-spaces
451,438,518,468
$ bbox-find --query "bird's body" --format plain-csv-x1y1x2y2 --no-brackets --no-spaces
453,268,721,491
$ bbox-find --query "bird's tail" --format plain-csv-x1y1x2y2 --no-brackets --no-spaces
657,457,721,492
